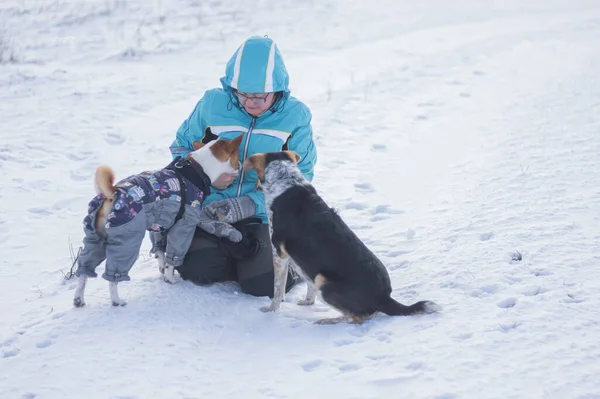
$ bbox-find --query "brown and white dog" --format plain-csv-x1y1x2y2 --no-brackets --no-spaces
73,135,242,307
243,151,440,324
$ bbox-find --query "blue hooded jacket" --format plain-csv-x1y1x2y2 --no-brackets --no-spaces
170,36,317,223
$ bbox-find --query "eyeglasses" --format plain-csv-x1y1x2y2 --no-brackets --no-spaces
234,90,271,105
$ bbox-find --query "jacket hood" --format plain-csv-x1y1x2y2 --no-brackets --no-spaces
220,36,290,99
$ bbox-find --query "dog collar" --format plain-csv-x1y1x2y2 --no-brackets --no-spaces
166,157,212,198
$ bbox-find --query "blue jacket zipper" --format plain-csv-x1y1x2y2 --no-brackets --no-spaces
236,117,257,197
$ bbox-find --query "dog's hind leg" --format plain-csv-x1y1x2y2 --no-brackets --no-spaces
260,248,289,312
314,315,350,325
109,282,126,307
314,313,373,325
73,275,88,307
156,251,166,274
103,214,147,306
149,230,167,274
313,276,375,324
163,263,176,284
73,225,107,307
297,281,318,306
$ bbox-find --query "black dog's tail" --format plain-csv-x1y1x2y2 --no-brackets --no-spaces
377,296,440,316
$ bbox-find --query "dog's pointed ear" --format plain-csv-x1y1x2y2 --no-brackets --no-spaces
284,151,301,164
192,141,205,151
243,153,266,180
226,133,244,153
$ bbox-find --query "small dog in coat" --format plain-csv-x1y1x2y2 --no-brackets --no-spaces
73,134,243,307
243,151,440,324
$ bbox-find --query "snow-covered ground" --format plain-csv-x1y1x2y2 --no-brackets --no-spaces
2,1,600,398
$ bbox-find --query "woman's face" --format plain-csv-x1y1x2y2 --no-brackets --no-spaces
235,91,276,117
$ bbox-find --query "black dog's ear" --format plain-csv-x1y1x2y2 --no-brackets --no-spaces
284,151,301,164
192,127,218,150
243,154,267,180
201,127,219,144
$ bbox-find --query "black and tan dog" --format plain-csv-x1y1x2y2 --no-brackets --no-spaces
243,151,439,324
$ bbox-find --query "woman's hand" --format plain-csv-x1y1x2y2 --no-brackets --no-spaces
212,172,238,190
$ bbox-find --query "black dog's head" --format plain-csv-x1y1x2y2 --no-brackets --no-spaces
243,151,301,182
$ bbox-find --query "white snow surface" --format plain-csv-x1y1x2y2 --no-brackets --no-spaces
2,1,600,398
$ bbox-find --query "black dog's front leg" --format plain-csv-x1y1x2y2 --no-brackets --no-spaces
259,221,290,312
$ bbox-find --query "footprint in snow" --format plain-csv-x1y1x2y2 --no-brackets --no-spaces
371,144,386,152
103,132,126,146
2,347,20,358
374,331,393,343
497,297,517,309
354,182,374,193
469,284,499,297
365,354,390,361
433,394,459,399
337,363,361,372
1,335,21,357
370,373,420,385
416,101,439,108
451,332,473,341
371,204,404,215
344,201,368,211
371,214,391,222
386,250,411,257
333,338,360,347
498,322,520,332
26,207,53,216
479,232,494,241
522,286,547,296
301,360,323,372
66,151,94,161
36,339,53,349
563,294,584,304
388,260,410,271
405,361,426,370
349,223,373,230
329,158,346,167
459,92,472,98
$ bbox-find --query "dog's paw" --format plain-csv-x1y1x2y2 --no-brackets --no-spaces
154,252,166,274
163,265,176,283
73,297,85,308
314,316,350,325
111,300,127,307
422,301,442,314
297,299,315,306
260,304,280,313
